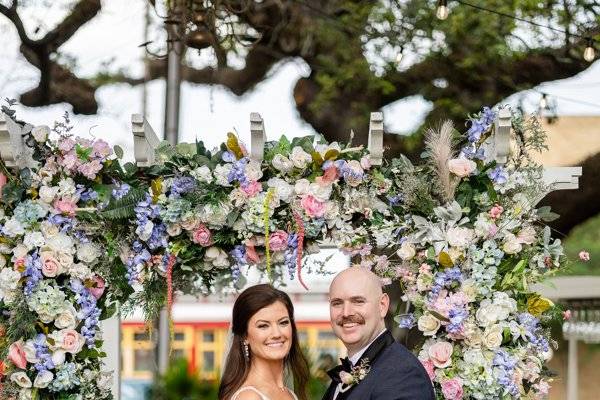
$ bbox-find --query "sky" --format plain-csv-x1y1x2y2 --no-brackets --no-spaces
0,1,598,284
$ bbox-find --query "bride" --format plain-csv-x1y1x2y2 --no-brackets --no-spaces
218,284,310,400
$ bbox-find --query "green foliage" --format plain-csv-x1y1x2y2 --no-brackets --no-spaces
560,213,600,276
147,358,219,400
100,187,148,220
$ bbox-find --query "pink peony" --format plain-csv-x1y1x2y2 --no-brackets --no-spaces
441,378,463,400
489,204,504,220
0,172,6,200
53,198,77,216
61,329,84,353
428,341,453,368
8,341,27,369
89,275,106,300
300,195,326,218
192,224,212,247
78,160,103,179
58,138,76,153
245,243,260,264
61,152,79,170
448,158,476,178
321,166,339,184
241,181,262,197
579,251,590,262
92,140,111,159
563,309,572,321
269,230,289,252
421,359,435,381
40,252,60,277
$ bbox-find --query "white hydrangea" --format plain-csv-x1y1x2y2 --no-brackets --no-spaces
76,242,101,265
27,281,68,324
3,218,25,237
0,267,22,304
190,165,213,183
267,178,294,203
23,231,46,250
46,233,75,254
213,164,233,186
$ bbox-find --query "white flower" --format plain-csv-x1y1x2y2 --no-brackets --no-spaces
77,242,100,265
68,263,93,280
40,221,59,238
448,157,477,177
213,164,233,186
136,220,154,241
38,185,59,204
23,232,46,250
397,242,416,260
167,223,182,236
33,370,53,388
3,218,25,237
447,227,475,248
474,215,495,238
463,348,487,367
13,244,29,259
482,324,503,350
294,179,310,196
0,256,5,269
23,340,39,363
418,313,441,336
52,350,66,366
244,160,263,181
290,146,312,169
97,371,114,391
31,125,50,143
10,372,32,388
315,142,341,158
267,178,294,203
46,233,74,254
492,292,517,318
56,252,74,270
204,246,230,268
18,388,33,400
517,226,536,245
48,329,85,354
502,233,523,254
308,182,332,202
55,304,78,329
57,178,77,197
190,165,213,183
0,268,21,302
476,303,502,327
463,323,483,348
271,154,294,173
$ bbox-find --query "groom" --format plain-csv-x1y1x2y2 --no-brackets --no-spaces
322,267,435,400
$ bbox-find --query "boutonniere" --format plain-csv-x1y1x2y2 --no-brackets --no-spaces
338,358,371,393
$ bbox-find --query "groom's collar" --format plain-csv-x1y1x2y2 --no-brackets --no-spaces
348,328,387,365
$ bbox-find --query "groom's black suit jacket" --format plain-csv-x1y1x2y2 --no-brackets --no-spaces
322,330,435,400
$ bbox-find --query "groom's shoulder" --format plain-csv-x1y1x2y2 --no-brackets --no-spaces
376,341,425,372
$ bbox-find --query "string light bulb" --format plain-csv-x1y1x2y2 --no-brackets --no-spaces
436,0,449,20
396,46,404,65
539,93,548,110
584,38,595,62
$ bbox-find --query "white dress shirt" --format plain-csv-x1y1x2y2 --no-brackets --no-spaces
333,329,387,400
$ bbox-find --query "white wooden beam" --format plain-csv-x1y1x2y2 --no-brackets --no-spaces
368,112,384,165
250,112,265,161
0,112,36,169
492,108,511,164
132,114,160,167
543,166,582,191
100,313,121,399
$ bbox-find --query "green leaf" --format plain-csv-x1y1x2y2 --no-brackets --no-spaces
100,187,147,220
75,143,92,161
114,145,124,159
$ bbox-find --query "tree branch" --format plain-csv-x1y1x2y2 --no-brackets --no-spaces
0,1,34,47
39,0,101,50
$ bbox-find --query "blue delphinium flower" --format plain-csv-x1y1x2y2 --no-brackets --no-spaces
285,233,298,280
227,157,250,186
230,245,247,283
397,313,416,329
488,166,508,184
493,349,519,396
34,334,55,372
111,182,131,200
71,278,101,347
447,308,469,334
23,252,43,296
170,176,196,197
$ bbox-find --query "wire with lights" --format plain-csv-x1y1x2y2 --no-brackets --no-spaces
435,0,596,62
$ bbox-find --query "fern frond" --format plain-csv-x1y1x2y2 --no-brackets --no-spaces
101,187,147,220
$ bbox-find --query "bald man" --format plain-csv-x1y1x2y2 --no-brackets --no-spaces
322,267,434,400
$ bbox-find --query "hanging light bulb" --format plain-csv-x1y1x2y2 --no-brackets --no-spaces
539,93,548,110
396,46,404,65
436,0,449,20
584,38,595,62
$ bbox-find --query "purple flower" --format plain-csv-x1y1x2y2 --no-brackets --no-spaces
227,157,249,185
284,233,299,280
398,314,416,329
23,252,43,296
221,151,236,163
170,177,196,197
447,308,468,334
387,194,403,206
467,120,487,143
488,166,508,184
71,278,101,347
112,183,131,200
460,145,485,160
481,107,497,125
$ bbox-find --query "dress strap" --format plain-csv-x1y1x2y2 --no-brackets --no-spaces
231,386,269,400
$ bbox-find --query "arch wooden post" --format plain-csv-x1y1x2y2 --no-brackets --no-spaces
250,112,266,161
368,111,384,165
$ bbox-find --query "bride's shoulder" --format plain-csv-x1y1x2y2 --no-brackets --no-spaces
230,386,265,400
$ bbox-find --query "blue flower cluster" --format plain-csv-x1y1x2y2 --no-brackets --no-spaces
397,313,416,329
493,349,519,396
461,106,496,160
33,333,55,372
23,252,43,296
111,182,131,200
71,279,101,347
387,194,404,207
488,166,508,185
170,176,197,197
284,233,298,280
77,183,98,202
227,157,250,186
230,245,246,283
518,312,550,352
48,214,75,233
134,195,168,250
430,267,463,298
49,362,81,392
125,240,151,285
447,308,469,334
335,160,364,183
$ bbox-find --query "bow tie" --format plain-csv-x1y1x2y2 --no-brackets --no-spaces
327,357,353,383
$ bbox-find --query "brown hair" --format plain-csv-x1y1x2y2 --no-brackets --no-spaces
218,284,310,400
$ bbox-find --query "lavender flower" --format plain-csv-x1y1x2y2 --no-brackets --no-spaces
447,308,469,334
111,182,131,200
23,252,43,296
227,157,249,186
33,334,54,372
488,166,508,184
71,278,101,347
170,176,196,197
397,313,416,329
285,233,298,280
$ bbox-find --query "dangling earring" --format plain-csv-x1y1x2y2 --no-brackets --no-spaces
243,341,250,360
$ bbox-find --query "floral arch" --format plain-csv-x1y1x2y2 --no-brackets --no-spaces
0,106,581,399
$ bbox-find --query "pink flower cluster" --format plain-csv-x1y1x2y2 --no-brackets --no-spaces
57,137,111,180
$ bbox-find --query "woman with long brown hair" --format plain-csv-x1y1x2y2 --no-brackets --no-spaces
218,284,310,400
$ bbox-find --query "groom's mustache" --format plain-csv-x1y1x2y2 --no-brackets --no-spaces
336,315,365,326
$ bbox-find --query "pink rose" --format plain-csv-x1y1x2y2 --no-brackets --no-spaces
245,243,260,264
300,195,325,218
428,341,453,368
489,204,504,220
8,341,27,369
420,359,435,381
78,160,103,179
89,275,106,300
321,166,339,184
61,152,79,170
0,173,6,200
192,224,212,247
40,252,60,277
441,377,463,400
61,329,84,353
241,181,262,197
360,156,372,170
269,230,289,252
448,158,476,178
92,140,111,159
563,309,572,321
579,251,590,262
53,198,77,216
58,138,76,153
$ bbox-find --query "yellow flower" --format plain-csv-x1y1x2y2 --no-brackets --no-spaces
527,296,554,317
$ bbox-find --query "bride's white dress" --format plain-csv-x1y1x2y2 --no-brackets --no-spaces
231,386,299,400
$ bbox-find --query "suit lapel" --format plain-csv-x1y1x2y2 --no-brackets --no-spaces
336,330,395,400
322,381,337,400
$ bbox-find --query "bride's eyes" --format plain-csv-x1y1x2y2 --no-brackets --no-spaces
279,319,290,326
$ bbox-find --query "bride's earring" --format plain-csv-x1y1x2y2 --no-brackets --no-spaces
243,341,250,360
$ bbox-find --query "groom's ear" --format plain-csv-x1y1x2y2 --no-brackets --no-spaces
379,293,390,317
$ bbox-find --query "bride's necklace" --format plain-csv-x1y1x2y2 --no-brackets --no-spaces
250,371,287,393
